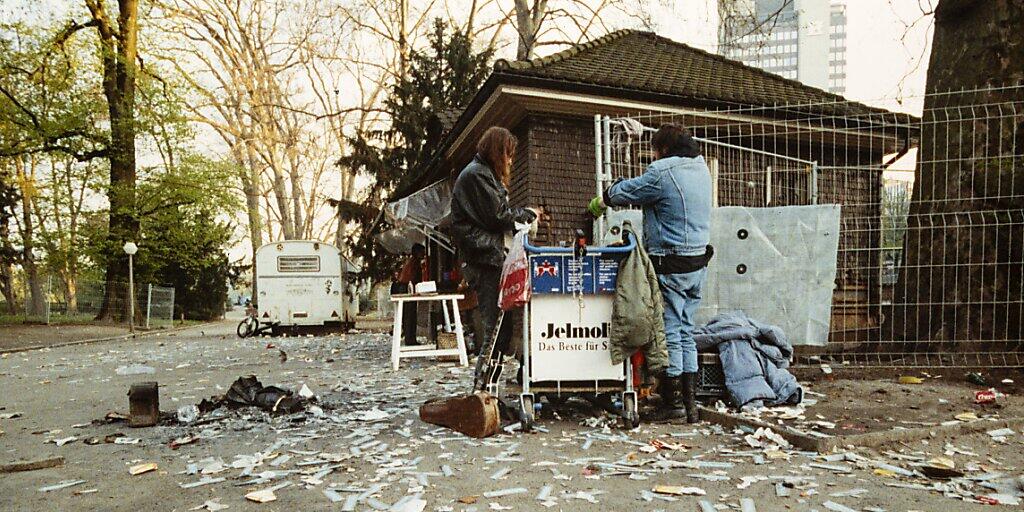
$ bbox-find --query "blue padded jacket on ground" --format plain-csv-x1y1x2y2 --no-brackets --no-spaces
693,311,803,409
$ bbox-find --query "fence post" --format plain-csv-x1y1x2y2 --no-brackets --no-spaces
810,161,819,205
765,165,773,206
593,114,604,242
146,283,153,329
45,275,52,324
169,288,175,327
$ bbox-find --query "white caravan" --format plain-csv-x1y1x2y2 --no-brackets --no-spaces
255,240,357,329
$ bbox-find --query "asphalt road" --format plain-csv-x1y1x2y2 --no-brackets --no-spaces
1,321,1021,511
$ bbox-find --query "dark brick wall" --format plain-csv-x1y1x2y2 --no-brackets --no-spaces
508,123,531,209
523,116,597,246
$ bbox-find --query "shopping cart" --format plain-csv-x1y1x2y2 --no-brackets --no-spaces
475,232,640,430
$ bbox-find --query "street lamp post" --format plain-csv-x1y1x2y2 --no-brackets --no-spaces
123,241,138,334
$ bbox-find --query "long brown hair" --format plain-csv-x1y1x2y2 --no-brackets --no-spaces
476,126,517,186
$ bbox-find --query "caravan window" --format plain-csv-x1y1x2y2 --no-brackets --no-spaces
277,255,320,273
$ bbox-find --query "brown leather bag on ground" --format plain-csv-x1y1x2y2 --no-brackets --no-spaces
419,392,500,438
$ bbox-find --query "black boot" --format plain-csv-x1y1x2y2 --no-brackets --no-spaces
681,372,699,424
645,374,687,423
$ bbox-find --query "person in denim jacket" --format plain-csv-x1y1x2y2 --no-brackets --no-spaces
589,123,713,423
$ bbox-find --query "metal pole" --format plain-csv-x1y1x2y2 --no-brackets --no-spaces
593,115,604,242
146,283,152,329
45,275,52,325
810,162,819,205
128,253,135,334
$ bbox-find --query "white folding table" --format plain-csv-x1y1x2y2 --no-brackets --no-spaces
389,293,468,370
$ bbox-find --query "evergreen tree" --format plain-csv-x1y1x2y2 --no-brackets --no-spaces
340,19,493,280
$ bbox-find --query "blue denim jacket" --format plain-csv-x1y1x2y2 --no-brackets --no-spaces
605,155,712,256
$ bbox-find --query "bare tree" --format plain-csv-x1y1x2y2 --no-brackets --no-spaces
158,0,322,255
510,0,651,60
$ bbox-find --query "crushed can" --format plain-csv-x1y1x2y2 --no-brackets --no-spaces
975,389,997,404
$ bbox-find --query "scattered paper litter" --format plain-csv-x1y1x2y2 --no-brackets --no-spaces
179,476,226,489
954,412,979,422
177,405,200,424
245,489,277,503
298,384,315,399
39,480,87,492
392,498,427,512
483,488,527,498
987,428,1015,438
355,409,389,421
129,462,158,475
652,485,706,496
823,500,859,512
744,427,790,449
190,499,229,511
116,364,155,375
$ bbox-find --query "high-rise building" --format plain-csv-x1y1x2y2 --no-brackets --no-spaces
720,0,847,95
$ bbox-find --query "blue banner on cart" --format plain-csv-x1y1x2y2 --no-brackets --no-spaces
531,255,619,294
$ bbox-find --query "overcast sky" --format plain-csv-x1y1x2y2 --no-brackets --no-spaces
647,0,934,114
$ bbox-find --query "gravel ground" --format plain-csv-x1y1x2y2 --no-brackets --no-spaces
2,321,1023,511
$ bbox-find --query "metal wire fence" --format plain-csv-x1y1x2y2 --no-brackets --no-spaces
596,84,1023,368
0,275,176,329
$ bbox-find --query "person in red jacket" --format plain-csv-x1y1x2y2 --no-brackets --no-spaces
395,243,428,345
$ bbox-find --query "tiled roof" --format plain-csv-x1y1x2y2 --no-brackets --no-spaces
493,30,885,116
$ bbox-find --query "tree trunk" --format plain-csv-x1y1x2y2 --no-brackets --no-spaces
63,272,78,315
0,265,14,314
0,207,15,314
886,0,1024,350
14,156,45,316
236,142,263,301
88,0,140,323
513,0,547,61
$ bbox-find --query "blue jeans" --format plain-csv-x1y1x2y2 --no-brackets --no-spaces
658,268,706,376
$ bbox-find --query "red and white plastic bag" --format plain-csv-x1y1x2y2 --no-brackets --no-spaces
498,229,531,311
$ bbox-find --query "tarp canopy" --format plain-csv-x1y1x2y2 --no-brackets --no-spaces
376,226,427,255
384,179,451,229
378,180,452,254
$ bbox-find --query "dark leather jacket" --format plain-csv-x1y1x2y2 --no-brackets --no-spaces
451,155,535,268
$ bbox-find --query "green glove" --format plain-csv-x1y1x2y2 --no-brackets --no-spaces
588,196,607,217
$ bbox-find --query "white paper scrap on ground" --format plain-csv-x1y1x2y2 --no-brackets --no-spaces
483,488,527,498
823,500,859,512
38,480,87,492
987,428,1015,438
190,499,229,511
356,409,390,421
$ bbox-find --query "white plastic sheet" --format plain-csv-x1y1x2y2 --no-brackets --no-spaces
600,204,841,346
698,205,841,346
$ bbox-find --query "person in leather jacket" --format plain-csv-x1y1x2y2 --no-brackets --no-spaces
450,126,540,354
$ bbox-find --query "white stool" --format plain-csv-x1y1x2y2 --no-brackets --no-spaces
389,293,468,370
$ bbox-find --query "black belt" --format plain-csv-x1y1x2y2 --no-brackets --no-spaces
650,245,714,274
